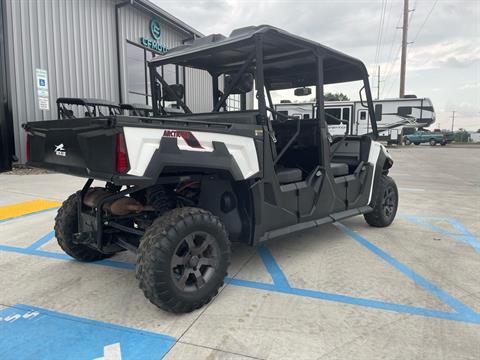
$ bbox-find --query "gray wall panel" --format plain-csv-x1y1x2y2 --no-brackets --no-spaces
6,0,211,163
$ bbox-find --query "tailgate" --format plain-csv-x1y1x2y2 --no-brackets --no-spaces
24,118,119,179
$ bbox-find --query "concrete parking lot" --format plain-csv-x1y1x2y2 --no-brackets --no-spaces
1,146,479,359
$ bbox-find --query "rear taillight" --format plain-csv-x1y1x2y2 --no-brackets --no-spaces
115,132,129,173
26,135,30,162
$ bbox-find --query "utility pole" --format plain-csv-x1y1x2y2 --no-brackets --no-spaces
399,0,409,98
451,110,456,132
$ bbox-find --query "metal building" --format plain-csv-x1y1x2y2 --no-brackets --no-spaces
0,0,214,169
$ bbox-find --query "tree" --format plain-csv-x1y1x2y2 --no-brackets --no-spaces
324,92,350,101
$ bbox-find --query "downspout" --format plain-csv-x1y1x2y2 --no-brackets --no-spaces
115,0,131,104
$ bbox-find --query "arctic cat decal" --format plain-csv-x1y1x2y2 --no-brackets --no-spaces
162,130,203,149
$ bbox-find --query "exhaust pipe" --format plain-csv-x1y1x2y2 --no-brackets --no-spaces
83,188,154,215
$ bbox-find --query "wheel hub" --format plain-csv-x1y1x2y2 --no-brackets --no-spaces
171,231,219,292
189,255,200,268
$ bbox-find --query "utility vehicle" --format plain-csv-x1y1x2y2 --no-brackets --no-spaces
24,25,398,313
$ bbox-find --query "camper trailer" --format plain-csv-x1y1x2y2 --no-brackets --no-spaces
275,97,435,140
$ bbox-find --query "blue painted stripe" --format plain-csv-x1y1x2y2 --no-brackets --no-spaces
25,231,55,250
0,244,135,270
334,222,477,317
258,245,290,289
1,243,479,325
404,215,480,253
0,206,59,224
226,278,480,324
10,304,176,341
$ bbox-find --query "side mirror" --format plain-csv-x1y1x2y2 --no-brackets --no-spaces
225,73,254,94
163,84,184,101
294,87,312,96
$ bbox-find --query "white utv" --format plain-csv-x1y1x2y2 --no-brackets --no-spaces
24,25,398,313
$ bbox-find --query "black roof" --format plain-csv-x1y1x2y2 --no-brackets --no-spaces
149,25,369,88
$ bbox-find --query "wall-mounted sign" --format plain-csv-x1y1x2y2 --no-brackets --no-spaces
35,68,49,111
150,18,161,40
139,17,168,54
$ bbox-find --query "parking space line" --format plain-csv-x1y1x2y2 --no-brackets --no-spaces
0,206,59,224
0,242,135,270
226,278,479,324
25,231,55,250
334,222,478,318
0,200,61,222
258,245,291,289
403,215,480,253
1,214,480,325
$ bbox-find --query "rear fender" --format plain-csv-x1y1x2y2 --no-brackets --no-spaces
197,176,252,243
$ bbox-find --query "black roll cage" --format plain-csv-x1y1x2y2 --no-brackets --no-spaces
147,28,378,139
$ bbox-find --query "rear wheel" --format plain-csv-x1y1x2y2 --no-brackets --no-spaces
441,141,447,146
55,194,113,262
429,139,437,146
414,142,420,145
364,175,398,227
136,207,231,313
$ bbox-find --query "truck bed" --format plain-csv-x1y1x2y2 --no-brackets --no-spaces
23,112,259,185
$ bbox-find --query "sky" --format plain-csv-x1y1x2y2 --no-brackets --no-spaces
154,0,480,131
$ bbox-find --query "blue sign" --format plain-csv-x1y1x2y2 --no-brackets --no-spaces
150,18,161,40
0,304,176,360
140,17,168,54
39,79,46,87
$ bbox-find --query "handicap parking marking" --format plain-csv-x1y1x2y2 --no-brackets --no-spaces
0,200,60,223
1,212,480,325
401,215,480,253
0,304,176,360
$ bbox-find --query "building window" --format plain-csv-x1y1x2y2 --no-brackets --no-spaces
126,42,152,105
360,110,367,120
342,107,350,121
126,42,186,107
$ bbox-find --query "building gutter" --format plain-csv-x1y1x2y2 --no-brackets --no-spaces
115,0,131,104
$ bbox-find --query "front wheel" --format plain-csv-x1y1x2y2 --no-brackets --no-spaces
429,139,437,146
136,207,231,313
364,175,398,227
404,138,412,145
441,141,447,146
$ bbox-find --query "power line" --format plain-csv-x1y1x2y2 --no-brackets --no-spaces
411,0,439,45
373,0,388,74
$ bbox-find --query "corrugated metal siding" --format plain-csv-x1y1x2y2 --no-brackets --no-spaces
118,6,211,113
6,0,119,162
7,0,212,163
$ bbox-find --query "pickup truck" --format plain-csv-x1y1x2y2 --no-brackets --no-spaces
403,130,448,146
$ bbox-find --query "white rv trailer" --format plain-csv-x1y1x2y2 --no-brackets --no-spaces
274,97,435,138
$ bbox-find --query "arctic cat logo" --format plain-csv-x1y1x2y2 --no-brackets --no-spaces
54,143,66,157
162,130,203,149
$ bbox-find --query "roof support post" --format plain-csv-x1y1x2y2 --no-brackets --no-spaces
363,75,378,139
254,34,267,122
316,53,327,167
